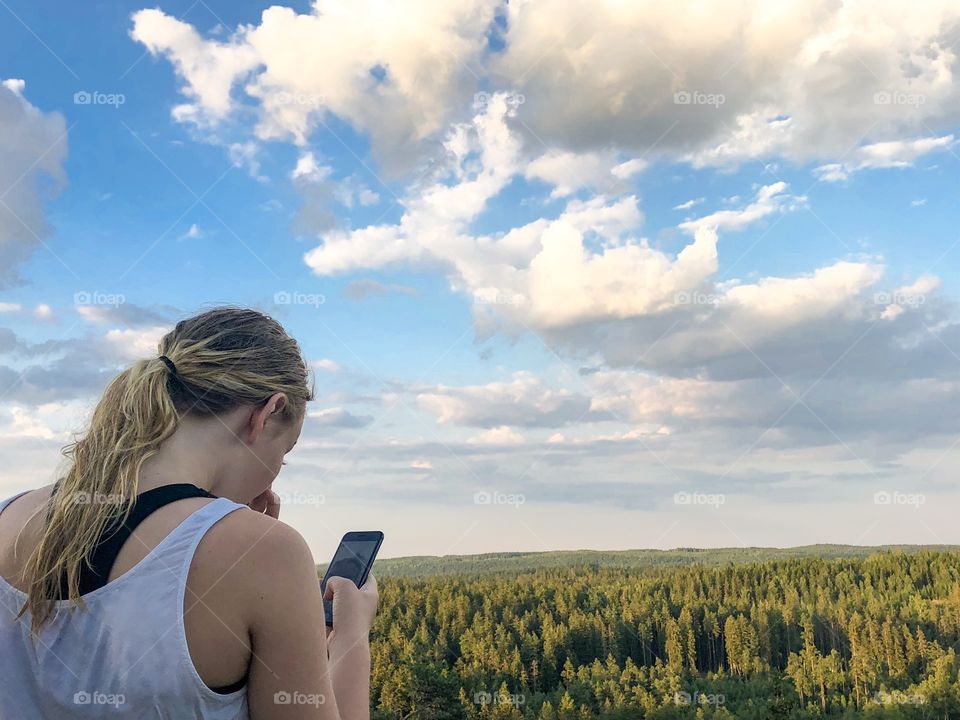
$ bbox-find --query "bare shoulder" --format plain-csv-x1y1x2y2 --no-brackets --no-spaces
202,506,314,565
2,484,54,515
0,484,54,536
192,507,318,603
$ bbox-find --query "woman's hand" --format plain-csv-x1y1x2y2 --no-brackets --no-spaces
323,574,379,644
248,488,281,519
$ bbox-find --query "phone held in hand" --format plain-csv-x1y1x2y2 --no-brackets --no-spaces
320,531,383,627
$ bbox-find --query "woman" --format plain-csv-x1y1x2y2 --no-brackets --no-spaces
0,307,377,719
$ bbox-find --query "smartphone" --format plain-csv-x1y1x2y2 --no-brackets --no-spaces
321,531,383,626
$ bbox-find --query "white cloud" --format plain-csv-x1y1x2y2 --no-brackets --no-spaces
131,1,498,171
75,305,109,323
685,110,795,169
357,187,379,206
307,406,373,428
2,401,88,441
132,0,960,178
1,78,25,96
179,223,203,240
497,1,960,167
228,141,265,180
333,177,380,209
417,371,591,428
468,425,525,445
678,182,805,234
304,93,523,274
524,150,645,198
724,261,883,321
103,326,169,361
129,9,259,119
7,406,59,440
310,358,341,373
813,135,954,182
611,158,647,179
878,275,940,321
291,151,332,182
290,153,383,232
293,93,960,398
674,197,705,210
0,81,68,287
303,101,812,332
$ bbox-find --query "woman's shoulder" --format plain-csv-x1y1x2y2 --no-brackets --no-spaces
0,484,54,541
204,504,313,557
1,484,54,513
194,506,318,600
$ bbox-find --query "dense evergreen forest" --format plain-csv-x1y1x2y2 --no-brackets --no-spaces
362,551,960,719
364,546,960,578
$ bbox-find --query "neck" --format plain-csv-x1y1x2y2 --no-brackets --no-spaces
136,418,227,495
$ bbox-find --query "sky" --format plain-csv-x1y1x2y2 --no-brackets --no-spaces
1,0,960,560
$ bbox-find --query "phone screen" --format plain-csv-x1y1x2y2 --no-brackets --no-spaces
321,531,383,626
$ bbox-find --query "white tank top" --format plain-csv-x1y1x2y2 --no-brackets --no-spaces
0,491,250,719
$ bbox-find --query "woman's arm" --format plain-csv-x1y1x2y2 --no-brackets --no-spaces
324,576,378,720
240,518,377,719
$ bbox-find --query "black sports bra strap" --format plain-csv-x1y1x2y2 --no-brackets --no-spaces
57,483,217,599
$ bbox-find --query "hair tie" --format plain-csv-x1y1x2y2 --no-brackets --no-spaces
158,355,178,375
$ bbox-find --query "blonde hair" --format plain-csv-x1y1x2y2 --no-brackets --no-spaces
19,307,312,633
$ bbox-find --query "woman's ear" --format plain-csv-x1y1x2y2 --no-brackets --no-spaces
265,392,288,417
246,393,289,442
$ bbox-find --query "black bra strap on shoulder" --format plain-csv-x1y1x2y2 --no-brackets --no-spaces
58,483,217,599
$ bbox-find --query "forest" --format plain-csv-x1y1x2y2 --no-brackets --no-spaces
361,550,960,719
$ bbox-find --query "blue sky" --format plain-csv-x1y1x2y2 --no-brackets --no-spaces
2,0,960,558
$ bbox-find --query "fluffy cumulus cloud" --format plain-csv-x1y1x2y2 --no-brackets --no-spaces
813,136,955,182
497,0,960,166
303,97,727,331
524,150,646,198
416,371,593,428
130,0,960,174
0,81,68,288
131,0,498,172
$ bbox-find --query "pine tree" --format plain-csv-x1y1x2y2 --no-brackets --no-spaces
664,617,684,676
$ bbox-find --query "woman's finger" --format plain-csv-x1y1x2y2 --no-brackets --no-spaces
264,489,281,519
